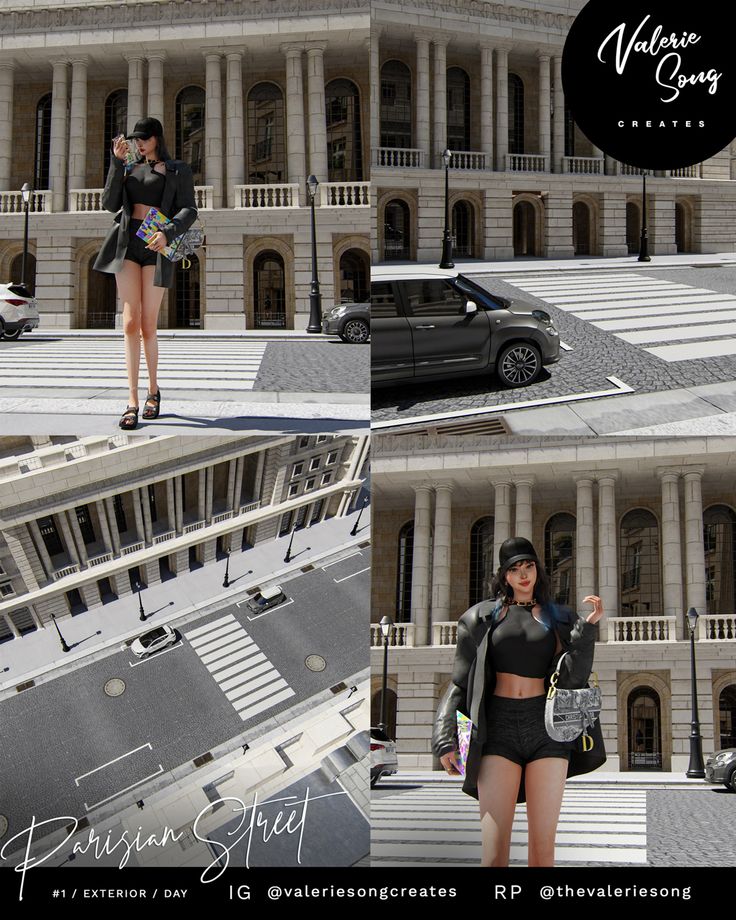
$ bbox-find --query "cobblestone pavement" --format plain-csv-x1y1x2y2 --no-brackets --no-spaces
647,788,736,866
371,266,736,423
254,339,369,394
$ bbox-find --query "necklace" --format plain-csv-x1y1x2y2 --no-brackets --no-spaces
514,599,536,608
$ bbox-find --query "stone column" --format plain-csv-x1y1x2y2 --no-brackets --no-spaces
147,52,166,124
659,470,685,639
124,54,145,132
0,63,14,191
205,467,214,524
226,458,238,512
132,489,145,544
57,512,80,567
28,519,54,578
104,496,122,554
306,43,328,182
597,475,617,643
2,615,21,639
480,45,494,169
67,58,89,200
576,477,595,609
493,481,512,573
234,456,246,509
198,468,207,522
370,27,381,164
514,479,534,542
204,52,223,209
432,38,447,168
94,500,113,554
683,469,707,620
600,192,629,257
431,484,453,626
141,487,154,544
495,46,509,172
552,54,564,173
416,36,431,165
165,478,176,532
225,51,245,208
49,61,69,211
410,486,433,647
282,45,306,200
537,52,551,168
174,476,184,534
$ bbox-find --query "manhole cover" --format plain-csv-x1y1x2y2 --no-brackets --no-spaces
305,655,326,672
0,815,7,838
104,678,126,697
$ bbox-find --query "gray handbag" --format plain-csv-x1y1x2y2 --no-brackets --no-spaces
545,652,602,748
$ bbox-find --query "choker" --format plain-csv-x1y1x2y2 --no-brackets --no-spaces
147,158,161,169
513,599,536,608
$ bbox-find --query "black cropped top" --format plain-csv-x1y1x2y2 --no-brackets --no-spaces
490,604,557,678
125,161,166,208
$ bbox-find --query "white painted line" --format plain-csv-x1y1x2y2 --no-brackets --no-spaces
596,310,736,331
559,342,573,352
619,321,736,344
75,742,153,785
192,626,249,656
84,766,164,811
226,671,285,703
201,636,254,665
237,686,296,722
578,301,736,321
187,620,242,648
218,657,273,691
570,293,734,313
372,376,635,430
322,551,363,569
208,647,262,675
244,598,295,620
334,565,371,583
184,614,235,639
232,677,287,710
646,339,736,361
127,641,183,667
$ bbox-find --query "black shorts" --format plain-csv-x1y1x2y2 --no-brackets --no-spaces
124,219,158,268
481,694,573,765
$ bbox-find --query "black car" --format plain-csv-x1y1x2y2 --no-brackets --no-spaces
371,269,560,387
322,300,370,344
705,748,736,791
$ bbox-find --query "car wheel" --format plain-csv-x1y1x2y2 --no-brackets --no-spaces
728,768,736,793
370,773,380,788
496,342,542,388
341,319,369,344
2,328,22,341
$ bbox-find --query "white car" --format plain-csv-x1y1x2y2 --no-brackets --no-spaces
370,727,399,787
0,282,39,340
130,624,178,658
246,584,287,614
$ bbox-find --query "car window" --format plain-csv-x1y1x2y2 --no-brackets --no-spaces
456,278,503,310
403,279,467,317
370,281,401,318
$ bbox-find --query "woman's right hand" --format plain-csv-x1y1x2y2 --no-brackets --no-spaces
440,750,463,776
112,135,129,163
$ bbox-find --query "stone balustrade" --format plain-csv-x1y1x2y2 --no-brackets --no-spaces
239,500,261,514
448,151,486,171
195,186,214,209
372,147,424,168
506,153,548,172
668,165,701,178
234,183,299,208
563,156,603,175
320,182,370,207
213,510,234,524
432,620,459,646
69,189,104,212
370,621,415,647
702,614,736,640
0,190,51,213
121,541,145,556
609,616,677,642
183,520,206,533
53,564,80,580
152,531,176,545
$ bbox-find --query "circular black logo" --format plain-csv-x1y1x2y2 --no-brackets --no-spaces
562,0,736,170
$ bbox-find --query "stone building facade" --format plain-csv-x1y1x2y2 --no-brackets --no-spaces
371,435,736,773
371,0,736,263
0,431,369,641
0,0,370,329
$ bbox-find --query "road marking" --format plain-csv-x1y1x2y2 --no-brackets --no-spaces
84,766,164,811
322,551,363,569
185,613,236,640
334,566,371,583
75,742,153,785
127,640,183,667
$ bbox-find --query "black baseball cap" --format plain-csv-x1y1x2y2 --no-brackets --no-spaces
498,537,540,576
126,117,164,140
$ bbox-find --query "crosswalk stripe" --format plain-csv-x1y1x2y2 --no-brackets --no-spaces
503,271,736,361
184,616,294,721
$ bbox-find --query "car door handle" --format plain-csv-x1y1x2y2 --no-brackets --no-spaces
495,319,501,324
415,324,436,329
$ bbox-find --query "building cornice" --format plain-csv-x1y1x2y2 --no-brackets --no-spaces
373,0,575,33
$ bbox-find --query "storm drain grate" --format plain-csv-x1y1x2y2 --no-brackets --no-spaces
67,817,89,836
329,681,348,694
104,678,126,698
300,564,315,572
358,541,371,548
245,586,260,596
193,752,214,768
16,680,35,693
305,654,326,672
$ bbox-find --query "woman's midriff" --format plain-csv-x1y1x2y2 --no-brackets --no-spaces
132,203,154,220
493,672,546,699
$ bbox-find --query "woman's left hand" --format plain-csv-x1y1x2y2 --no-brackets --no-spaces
582,595,604,624
146,231,167,253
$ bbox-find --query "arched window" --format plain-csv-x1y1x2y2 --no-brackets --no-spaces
325,79,362,181
704,505,736,615
176,86,205,183
452,201,474,257
545,512,576,607
380,61,412,149
508,73,524,154
86,259,116,328
104,90,128,177
720,685,736,748
396,522,414,622
620,509,661,617
626,202,640,254
172,256,201,329
573,201,591,256
10,253,36,295
564,101,575,157
247,83,286,184
627,687,662,770
339,249,369,303
447,67,470,151
371,688,398,741
384,199,410,260
469,517,494,607
513,199,537,256
253,251,285,329
34,93,53,190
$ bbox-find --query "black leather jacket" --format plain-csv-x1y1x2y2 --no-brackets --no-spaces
92,156,198,289
432,599,606,802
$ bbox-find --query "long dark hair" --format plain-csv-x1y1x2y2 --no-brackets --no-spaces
490,558,552,608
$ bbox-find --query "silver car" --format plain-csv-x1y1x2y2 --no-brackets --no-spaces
0,282,39,340
704,748,736,791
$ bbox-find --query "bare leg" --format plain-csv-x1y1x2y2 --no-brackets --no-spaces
525,758,569,866
476,755,522,867
140,266,166,396
116,261,143,407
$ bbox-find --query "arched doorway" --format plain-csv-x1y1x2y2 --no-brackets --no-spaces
170,256,201,328
545,512,576,607
253,251,285,329
247,82,286,183
573,201,592,255
620,508,661,617
325,79,363,181
396,521,414,622
704,505,736,615
513,200,537,256
371,687,398,740
675,201,693,253
10,253,36,295
384,199,411,260
447,67,470,152
508,73,524,154
86,259,117,328
380,60,412,149
338,249,369,302
626,202,640,254
452,200,475,258
627,687,662,770
469,516,494,607
719,685,736,748
176,86,206,185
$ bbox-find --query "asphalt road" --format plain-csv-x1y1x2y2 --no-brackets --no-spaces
0,550,369,851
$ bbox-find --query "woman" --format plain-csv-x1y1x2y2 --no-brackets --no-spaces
93,117,198,429
432,536,606,867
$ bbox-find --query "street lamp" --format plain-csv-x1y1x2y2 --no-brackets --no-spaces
638,171,651,262
135,581,146,622
20,182,32,289
439,149,455,269
223,548,231,588
284,524,297,563
306,174,323,334
685,607,705,778
51,613,71,653
378,616,394,735
350,495,369,537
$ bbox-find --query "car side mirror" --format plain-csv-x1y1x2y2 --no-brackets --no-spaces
465,300,477,314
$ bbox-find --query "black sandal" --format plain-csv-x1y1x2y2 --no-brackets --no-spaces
119,406,139,430
142,390,161,420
